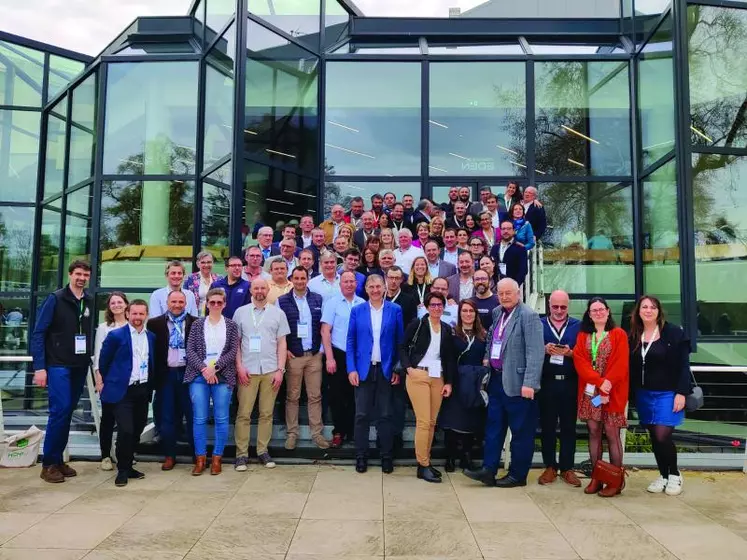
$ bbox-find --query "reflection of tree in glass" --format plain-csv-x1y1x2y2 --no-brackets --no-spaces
0,211,33,290
323,161,351,218
692,153,745,246
688,5,747,148
202,186,230,246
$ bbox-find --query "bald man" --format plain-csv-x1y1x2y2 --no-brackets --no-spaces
232,278,290,470
321,204,349,245
465,278,544,488
537,290,582,486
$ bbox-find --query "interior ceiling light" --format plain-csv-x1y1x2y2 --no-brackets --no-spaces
429,166,448,173
428,119,449,129
326,143,376,159
535,169,546,175
286,190,317,199
266,198,294,206
568,158,586,168
244,129,258,135
510,161,528,169
328,120,360,133
265,149,296,159
690,125,713,143
448,152,470,161
561,125,599,144
497,145,519,155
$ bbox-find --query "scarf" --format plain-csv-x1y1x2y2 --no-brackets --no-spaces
168,311,187,349
513,218,526,231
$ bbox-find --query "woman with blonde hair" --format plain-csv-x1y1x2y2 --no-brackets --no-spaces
429,216,445,246
379,228,397,250
407,256,432,306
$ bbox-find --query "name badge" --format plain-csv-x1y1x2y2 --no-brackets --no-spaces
177,348,186,362
206,352,218,367
584,382,596,396
140,360,148,378
249,335,261,353
491,341,502,359
297,322,310,339
499,263,507,276
74,335,87,355
591,394,603,407
550,354,564,366
428,362,442,378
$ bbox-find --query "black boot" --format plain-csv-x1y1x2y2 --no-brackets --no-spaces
444,430,458,473
417,465,442,483
459,434,475,471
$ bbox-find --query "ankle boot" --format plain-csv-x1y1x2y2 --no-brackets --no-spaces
444,430,458,473
210,455,222,475
459,434,475,470
192,455,206,476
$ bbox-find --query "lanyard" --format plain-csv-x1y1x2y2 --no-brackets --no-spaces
78,299,85,335
549,319,568,343
591,331,607,369
499,242,510,261
498,308,515,338
388,290,401,304
132,330,148,362
640,327,659,365
250,305,266,329
415,283,426,304
483,231,495,249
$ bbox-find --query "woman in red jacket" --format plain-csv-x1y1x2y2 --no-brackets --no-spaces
573,297,629,497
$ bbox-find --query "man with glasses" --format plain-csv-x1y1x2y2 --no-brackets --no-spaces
210,256,251,319
538,290,582,487
242,246,271,283
490,220,528,288
265,239,300,277
256,226,278,262
471,270,499,330
422,277,459,327
321,204,348,245
297,215,315,249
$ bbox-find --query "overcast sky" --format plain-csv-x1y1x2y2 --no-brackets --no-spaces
2,0,484,56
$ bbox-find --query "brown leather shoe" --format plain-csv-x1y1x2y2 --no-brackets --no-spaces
161,457,176,471
192,455,206,476
210,455,222,475
40,465,65,483
561,470,582,487
538,466,557,485
584,478,603,494
57,463,77,477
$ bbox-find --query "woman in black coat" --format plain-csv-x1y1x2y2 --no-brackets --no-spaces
399,292,458,483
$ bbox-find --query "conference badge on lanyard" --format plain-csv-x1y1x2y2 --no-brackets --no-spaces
249,307,264,353
549,320,568,366
74,300,88,354
491,309,514,359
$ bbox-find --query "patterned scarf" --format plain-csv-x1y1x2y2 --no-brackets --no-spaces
167,311,186,349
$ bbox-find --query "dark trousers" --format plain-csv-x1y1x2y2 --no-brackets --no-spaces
113,383,150,472
354,364,394,459
483,370,539,482
538,374,578,471
155,367,193,458
391,382,407,436
99,402,116,459
331,347,354,438
42,366,88,466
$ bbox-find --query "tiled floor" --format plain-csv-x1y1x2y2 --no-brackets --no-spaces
0,462,745,559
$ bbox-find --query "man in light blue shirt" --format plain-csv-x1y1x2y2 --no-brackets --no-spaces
321,271,365,447
294,291,313,352
149,261,198,318
308,251,341,303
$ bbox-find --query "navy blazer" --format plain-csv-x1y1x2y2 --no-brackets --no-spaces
277,289,324,356
525,203,547,240
346,300,404,381
98,325,156,404
490,242,528,287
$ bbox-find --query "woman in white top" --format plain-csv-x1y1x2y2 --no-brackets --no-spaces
93,292,129,471
399,292,457,483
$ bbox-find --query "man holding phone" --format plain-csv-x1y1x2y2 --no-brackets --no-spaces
538,290,582,487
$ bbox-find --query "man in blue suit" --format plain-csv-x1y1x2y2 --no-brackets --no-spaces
98,299,156,487
346,274,404,474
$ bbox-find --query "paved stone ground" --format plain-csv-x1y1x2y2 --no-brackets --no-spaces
0,462,745,559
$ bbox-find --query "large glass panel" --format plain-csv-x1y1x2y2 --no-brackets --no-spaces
99,180,194,288
103,62,198,175
205,159,232,185
242,161,317,248
39,200,62,291
202,183,231,254
43,97,68,199
47,55,85,101
0,40,45,107
323,182,419,217
688,5,747,149
429,63,526,176
642,160,681,325
0,110,40,203
539,182,635,294
204,49,235,169
535,61,631,177
205,0,235,36
325,62,421,176
63,185,92,267
247,0,320,50
68,74,96,187
640,11,672,52
245,21,319,176
0,295,31,355
692,154,747,336
639,40,674,167
0,205,35,292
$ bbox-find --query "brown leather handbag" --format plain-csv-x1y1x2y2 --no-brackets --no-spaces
591,460,625,488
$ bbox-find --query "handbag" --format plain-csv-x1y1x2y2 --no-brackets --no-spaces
686,369,704,412
591,459,625,488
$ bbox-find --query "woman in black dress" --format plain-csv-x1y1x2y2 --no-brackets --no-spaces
439,299,488,472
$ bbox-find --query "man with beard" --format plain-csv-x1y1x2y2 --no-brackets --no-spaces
439,186,460,218
346,197,365,229
471,269,500,330
445,201,470,231
489,220,528,288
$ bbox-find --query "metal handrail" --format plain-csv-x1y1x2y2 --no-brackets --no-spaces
0,356,33,363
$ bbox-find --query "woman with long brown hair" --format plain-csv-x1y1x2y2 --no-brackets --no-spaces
629,295,691,496
438,299,488,472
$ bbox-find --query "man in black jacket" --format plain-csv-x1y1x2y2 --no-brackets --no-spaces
523,186,547,240
490,220,528,288
147,291,196,470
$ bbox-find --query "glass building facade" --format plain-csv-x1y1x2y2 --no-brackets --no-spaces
1,0,745,455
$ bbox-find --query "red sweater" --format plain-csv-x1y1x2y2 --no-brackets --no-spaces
573,328,630,414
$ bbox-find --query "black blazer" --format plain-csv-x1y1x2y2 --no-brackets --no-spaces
387,290,418,326
630,321,691,396
398,316,458,385
490,242,528,287
525,203,547,240
353,229,380,251
146,314,196,389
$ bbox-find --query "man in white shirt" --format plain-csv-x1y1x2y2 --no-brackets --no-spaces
447,252,476,303
424,239,456,279
256,226,275,262
440,228,463,267
394,229,424,275
309,251,342,303
297,215,315,248
149,261,198,318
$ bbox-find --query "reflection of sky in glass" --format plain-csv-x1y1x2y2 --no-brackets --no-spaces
530,44,606,55
427,43,523,55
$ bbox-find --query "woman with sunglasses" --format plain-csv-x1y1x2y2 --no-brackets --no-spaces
185,288,240,475
573,297,629,497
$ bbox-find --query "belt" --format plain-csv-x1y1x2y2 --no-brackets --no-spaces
129,380,147,387
301,351,315,357
371,361,381,366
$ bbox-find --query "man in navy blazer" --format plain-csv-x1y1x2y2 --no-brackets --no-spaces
523,186,547,240
98,299,156,486
346,274,404,474
490,221,528,288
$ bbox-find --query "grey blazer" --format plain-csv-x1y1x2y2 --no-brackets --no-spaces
434,261,457,279
446,273,475,303
483,303,544,397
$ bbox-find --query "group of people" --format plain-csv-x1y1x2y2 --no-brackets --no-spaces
29,184,692,496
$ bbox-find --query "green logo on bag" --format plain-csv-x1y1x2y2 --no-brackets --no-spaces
16,438,29,449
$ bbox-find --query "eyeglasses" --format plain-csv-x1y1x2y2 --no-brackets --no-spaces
550,305,568,310
207,301,224,306
429,302,444,308
228,263,243,267
470,242,483,247
590,308,608,314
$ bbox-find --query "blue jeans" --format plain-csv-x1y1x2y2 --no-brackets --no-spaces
483,371,539,482
189,376,232,456
155,367,193,458
43,366,88,466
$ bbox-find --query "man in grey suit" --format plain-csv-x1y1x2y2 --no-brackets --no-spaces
446,252,476,303
423,240,456,280
465,278,544,488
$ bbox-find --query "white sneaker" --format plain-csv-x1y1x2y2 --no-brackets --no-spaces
646,475,668,493
665,474,683,496
101,457,113,471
